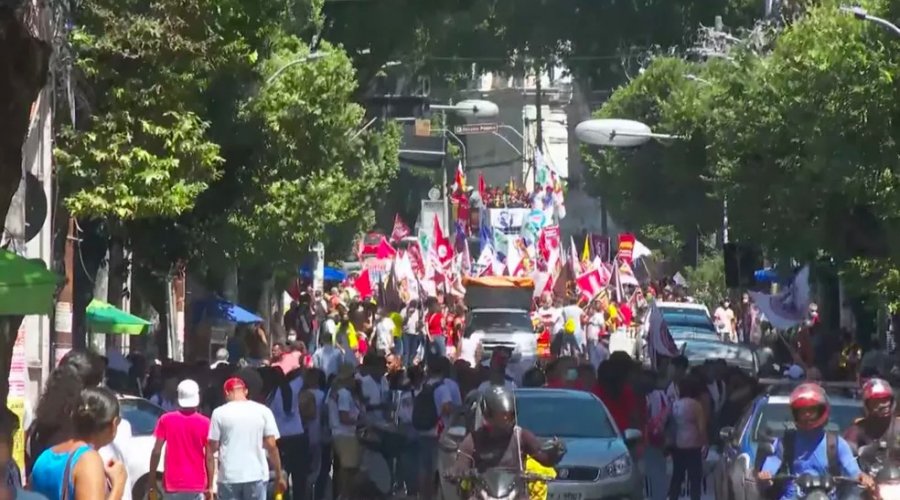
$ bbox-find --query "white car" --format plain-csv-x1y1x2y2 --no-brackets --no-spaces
465,308,537,383
116,395,165,500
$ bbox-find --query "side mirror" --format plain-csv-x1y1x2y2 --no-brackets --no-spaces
623,429,642,445
719,426,736,443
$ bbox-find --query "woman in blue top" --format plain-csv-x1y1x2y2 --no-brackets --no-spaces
29,387,127,500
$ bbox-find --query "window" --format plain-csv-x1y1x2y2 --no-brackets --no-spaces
119,398,164,436
516,396,617,439
468,311,533,333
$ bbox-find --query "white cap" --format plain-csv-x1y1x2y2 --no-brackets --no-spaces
177,379,201,408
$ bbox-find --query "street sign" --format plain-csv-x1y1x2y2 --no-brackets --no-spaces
453,122,499,135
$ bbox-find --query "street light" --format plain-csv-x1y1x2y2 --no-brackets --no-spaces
840,5,900,37
575,118,682,148
264,52,326,86
431,99,500,119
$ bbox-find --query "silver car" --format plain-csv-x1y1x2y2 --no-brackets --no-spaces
439,388,644,500
466,308,538,383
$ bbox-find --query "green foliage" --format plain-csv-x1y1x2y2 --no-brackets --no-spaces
683,254,727,309
640,224,684,263
226,37,401,269
588,0,900,302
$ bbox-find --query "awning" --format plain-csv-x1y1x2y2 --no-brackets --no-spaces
193,298,263,325
86,299,150,335
298,266,347,282
0,249,59,315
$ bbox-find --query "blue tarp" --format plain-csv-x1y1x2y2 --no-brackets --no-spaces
193,298,263,325
298,266,346,282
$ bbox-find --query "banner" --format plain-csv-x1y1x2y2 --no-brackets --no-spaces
488,208,530,232
618,233,636,264
591,234,611,263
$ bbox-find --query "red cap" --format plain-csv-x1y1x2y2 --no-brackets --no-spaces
223,377,246,393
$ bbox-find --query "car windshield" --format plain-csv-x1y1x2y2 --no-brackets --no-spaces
665,316,716,332
682,341,754,364
751,402,863,442
119,398,164,436
516,395,618,439
469,311,533,332
669,325,718,338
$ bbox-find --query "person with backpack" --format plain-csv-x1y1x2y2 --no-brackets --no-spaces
411,357,454,499
757,383,875,499
643,369,671,500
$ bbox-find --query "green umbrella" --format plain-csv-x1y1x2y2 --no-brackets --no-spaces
86,299,150,335
0,249,59,315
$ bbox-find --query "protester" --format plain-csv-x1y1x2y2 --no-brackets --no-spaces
207,377,284,500
149,379,210,500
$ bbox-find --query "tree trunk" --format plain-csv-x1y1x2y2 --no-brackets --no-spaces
0,7,50,408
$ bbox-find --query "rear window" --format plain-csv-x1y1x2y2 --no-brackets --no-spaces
468,311,533,332
664,314,716,332
751,402,862,442
683,342,755,364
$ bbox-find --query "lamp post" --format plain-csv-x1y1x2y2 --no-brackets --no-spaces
575,118,683,236
264,52,326,86
840,5,900,37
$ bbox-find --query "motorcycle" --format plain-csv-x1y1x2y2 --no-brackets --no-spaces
768,473,861,500
353,421,415,499
449,467,554,500
857,441,900,499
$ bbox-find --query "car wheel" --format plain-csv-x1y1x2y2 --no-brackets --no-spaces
132,474,150,500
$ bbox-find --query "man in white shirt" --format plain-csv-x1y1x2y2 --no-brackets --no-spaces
327,365,362,499
207,377,284,500
358,354,388,424
413,363,454,499
374,309,396,355
714,299,736,343
402,302,423,366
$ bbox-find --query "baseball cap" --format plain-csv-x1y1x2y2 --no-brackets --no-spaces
177,379,201,408
223,377,247,394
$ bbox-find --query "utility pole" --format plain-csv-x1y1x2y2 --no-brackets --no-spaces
53,218,75,365
534,62,544,154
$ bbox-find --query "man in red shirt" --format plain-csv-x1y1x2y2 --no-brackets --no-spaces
425,297,447,358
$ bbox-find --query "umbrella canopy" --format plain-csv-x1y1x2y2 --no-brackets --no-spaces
298,265,347,282
193,298,263,325
86,299,151,335
0,249,59,315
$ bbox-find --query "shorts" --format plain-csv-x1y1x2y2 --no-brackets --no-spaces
417,435,439,476
333,434,362,469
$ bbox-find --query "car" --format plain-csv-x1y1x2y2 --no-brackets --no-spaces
465,308,537,383
438,388,645,500
714,390,863,500
657,302,716,333
668,325,720,342
117,395,165,500
677,339,759,378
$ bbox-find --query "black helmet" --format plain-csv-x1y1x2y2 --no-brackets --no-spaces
481,386,515,420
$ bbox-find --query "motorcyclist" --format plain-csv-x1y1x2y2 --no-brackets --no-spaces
758,383,875,499
844,378,900,455
452,386,565,475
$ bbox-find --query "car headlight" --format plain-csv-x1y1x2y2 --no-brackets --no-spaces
602,453,632,479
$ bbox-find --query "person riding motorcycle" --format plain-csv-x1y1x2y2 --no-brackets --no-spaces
758,383,875,499
452,386,566,476
844,378,900,455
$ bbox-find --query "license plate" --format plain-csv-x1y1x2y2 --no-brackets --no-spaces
548,493,583,500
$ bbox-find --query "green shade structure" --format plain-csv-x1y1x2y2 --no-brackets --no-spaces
0,249,58,315
86,299,150,335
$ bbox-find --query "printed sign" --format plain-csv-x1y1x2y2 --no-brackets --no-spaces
618,233,636,264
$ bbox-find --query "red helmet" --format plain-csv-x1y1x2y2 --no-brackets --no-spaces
789,383,830,430
862,378,894,417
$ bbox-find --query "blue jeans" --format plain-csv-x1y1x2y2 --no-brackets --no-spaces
164,494,204,500
403,334,422,366
643,446,668,500
393,335,404,358
428,335,446,358
218,481,267,500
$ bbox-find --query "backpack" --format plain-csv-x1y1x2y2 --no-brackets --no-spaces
412,380,443,431
646,392,670,448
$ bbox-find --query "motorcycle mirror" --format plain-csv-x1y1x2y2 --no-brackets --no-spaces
624,429,643,445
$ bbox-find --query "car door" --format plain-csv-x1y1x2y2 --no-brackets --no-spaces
716,398,759,500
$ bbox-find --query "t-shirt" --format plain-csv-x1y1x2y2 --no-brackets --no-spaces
714,307,735,334
458,337,480,366
208,400,280,484
558,305,584,342
427,312,444,336
327,388,360,436
593,384,637,432
272,352,302,375
359,375,385,424
269,377,305,437
672,398,706,449
403,309,421,335
312,346,342,379
153,410,211,493
586,312,605,341
306,389,326,446
99,419,134,500
375,318,395,354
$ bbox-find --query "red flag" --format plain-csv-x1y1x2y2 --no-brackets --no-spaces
618,233,636,264
478,174,486,198
407,243,425,277
575,267,608,303
433,215,454,266
375,237,396,259
353,269,374,299
390,214,411,243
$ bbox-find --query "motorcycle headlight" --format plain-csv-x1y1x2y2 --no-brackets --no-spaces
878,482,900,499
603,453,633,479
478,491,517,500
